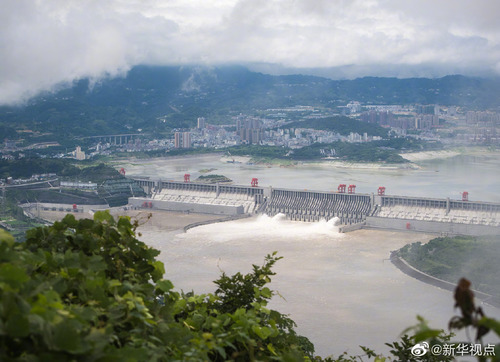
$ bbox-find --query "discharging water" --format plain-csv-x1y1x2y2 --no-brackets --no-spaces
139,214,500,357
129,153,500,357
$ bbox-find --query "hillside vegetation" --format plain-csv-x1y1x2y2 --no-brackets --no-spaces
1,66,500,142
283,117,388,137
397,235,500,297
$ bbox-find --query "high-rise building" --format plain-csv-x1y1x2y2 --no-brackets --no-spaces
466,111,500,125
174,132,191,148
236,117,263,144
74,146,86,160
415,104,435,115
414,115,438,129
197,117,206,129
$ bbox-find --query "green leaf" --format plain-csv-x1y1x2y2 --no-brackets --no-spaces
61,214,78,228
108,279,122,288
151,261,165,281
156,279,174,293
215,346,227,359
117,216,133,234
479,317,500,337
78,218,95,230
252,325,272,339
0,230,15,245
93,210,114,224
260,287,272,299
412,329,442,342
53,319,84,353
5,313,30,337
267,343,277,356
0,264,30,288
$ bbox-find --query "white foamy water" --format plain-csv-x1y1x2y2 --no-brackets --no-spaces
139,215,500,358
182,213,343,243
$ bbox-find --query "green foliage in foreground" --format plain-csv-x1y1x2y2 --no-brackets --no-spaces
0,212,313,360
1,214,499,361
397,235,500,297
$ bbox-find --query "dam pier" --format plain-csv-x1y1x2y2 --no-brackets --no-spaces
129,177,500,236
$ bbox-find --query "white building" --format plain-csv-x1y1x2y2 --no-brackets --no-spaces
74,146,86,160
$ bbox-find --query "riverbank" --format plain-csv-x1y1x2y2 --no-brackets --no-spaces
393,235,500,300
110,152,225,170
399,150,460,162
183,213,251,232
107,146,499,173
242,146,499,169
305,160,418,170
390,252,500,308
400,146,500,162
35,208,222,233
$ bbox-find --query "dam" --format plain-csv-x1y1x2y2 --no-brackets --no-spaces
129,177,500,236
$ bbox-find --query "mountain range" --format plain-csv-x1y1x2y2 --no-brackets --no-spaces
1,65,499,140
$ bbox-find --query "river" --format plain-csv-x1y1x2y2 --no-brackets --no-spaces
122,152,499,357
118,151,500,202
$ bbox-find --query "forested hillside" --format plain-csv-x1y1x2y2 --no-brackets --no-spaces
397,235,500,297
1,66,499,141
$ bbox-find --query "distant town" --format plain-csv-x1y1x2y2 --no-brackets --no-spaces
2,102,498,162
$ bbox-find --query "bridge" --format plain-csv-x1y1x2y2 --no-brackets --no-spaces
129,177,500,235
80,133,145,145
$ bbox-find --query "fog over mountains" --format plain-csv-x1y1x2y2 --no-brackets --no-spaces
3,1,500,106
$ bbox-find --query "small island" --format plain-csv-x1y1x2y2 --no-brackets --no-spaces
195,174,232,184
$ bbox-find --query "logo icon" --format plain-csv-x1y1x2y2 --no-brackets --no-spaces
411,342,429,356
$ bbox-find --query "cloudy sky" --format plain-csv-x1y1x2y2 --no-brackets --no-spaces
1,0,499,104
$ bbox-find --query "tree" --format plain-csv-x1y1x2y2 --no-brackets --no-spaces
0,213,498,361
0,212,313,361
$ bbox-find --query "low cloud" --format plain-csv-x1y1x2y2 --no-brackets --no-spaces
1,0,499,104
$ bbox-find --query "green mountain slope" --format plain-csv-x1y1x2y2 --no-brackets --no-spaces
1,66,499,140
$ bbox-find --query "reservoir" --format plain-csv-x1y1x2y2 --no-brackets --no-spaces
120,151,500,202
139,215,500,357
125,152,499,357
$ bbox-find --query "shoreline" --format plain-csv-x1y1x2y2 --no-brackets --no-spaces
107,146,498,171
303,160,419,170
390,252,500,309
109,152,224,169
34,208,223,233
399,150,460,162
183,213,251,232
110,152,224,163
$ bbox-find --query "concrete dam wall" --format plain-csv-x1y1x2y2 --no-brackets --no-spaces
129,180,263,215
368,195,500,235
129,178,500,235
265,188,372,224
